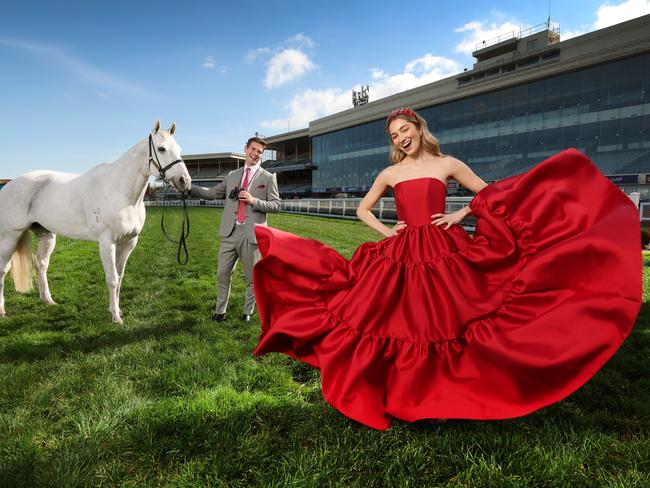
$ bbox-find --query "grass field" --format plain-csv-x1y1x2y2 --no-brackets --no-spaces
1,207,649,487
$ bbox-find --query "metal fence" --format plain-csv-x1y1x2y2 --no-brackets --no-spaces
146,196,476,228
147,191,644,229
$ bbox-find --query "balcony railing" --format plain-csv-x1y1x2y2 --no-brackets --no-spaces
475,21,560,52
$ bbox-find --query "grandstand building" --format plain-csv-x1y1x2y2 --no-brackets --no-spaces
183,152,245,187
185,15,650,200
158,152,244,198
262,128,313,197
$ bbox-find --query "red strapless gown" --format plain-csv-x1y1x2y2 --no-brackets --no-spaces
253,149,642,430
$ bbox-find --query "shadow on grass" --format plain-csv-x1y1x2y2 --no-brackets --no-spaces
0,316,201,364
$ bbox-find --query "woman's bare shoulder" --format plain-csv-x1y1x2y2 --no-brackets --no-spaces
439,154,463,164
438,155,468,171
376,165,399,183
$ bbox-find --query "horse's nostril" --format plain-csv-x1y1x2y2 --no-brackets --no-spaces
179,176,186,185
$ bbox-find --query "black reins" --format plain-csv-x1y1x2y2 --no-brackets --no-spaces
148,134,191,265
160,190,190,265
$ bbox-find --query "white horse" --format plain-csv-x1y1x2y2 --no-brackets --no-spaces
0,121,191,323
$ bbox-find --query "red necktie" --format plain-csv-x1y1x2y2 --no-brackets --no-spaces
237,167,251,224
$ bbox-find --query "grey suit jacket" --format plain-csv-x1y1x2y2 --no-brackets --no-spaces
190,166,281,244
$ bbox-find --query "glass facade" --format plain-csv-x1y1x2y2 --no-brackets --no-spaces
312,52,650,192
312,119,388,192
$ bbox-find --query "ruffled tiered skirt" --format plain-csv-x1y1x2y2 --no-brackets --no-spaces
253,149,641,430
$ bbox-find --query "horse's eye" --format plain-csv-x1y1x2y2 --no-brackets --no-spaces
158,147,166,152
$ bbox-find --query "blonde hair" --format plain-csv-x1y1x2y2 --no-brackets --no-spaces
386,109,443,164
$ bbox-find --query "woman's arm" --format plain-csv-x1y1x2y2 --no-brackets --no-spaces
356,170,406,237
431,158,488,229
450,157,488,194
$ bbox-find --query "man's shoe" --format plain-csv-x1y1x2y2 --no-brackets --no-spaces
212,313,226,322
241,314,252,322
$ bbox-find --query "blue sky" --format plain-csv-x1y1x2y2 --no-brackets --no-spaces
1,0,649,178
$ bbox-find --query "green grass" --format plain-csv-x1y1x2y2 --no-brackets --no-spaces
1,207,648,487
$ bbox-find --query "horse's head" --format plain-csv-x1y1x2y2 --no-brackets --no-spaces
148,120,192,193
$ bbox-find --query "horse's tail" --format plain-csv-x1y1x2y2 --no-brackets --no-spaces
10,231,33,293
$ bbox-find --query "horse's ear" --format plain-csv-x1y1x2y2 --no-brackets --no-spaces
168,122,176,135
152,120,161,133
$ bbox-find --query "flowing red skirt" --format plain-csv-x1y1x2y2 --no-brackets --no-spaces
253,149,641,430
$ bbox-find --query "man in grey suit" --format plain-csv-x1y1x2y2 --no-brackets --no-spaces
190,136,281,322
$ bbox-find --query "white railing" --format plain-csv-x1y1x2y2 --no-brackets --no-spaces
640,202,650,223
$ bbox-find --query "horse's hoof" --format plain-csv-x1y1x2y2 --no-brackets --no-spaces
112,316,123,325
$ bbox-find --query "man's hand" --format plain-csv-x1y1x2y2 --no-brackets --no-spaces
238,190,254,205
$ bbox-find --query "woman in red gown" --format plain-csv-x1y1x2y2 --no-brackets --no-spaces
253,107,642,430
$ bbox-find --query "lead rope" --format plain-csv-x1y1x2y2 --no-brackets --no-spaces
149,133,190,264
159,185,191,265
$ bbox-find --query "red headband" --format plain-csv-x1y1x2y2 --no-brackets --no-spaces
386,108,418,130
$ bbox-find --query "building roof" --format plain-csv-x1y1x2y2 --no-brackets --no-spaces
264,128,309,145
182,152,245,161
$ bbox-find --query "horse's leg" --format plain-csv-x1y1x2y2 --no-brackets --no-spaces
0,231,24,317
99,238,122,324
115,237,138,315
34,230,57,305
0,258,9,317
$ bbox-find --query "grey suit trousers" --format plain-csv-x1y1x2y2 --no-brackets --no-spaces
215,224,261,315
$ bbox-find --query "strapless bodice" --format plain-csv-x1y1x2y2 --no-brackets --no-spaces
393,177,447,226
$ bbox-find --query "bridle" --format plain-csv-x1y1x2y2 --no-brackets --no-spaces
148,133,185,181
148,133,191,265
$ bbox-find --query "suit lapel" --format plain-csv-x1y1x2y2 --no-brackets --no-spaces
232,167,245,187
249,169,269,196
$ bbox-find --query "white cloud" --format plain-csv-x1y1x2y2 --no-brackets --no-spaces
593,0,650,29
264,48,316,89
245,46,270,63
454,1,649,51
248,34,317,88
454,19,524,55
370,54,462,100
261,87,349,131
551,0,650,41
285,33,316,48
0,38,153,97
202,55,216,69
246,32,315,65
370,68,386,80
261,53,461,132
560,28,589,40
